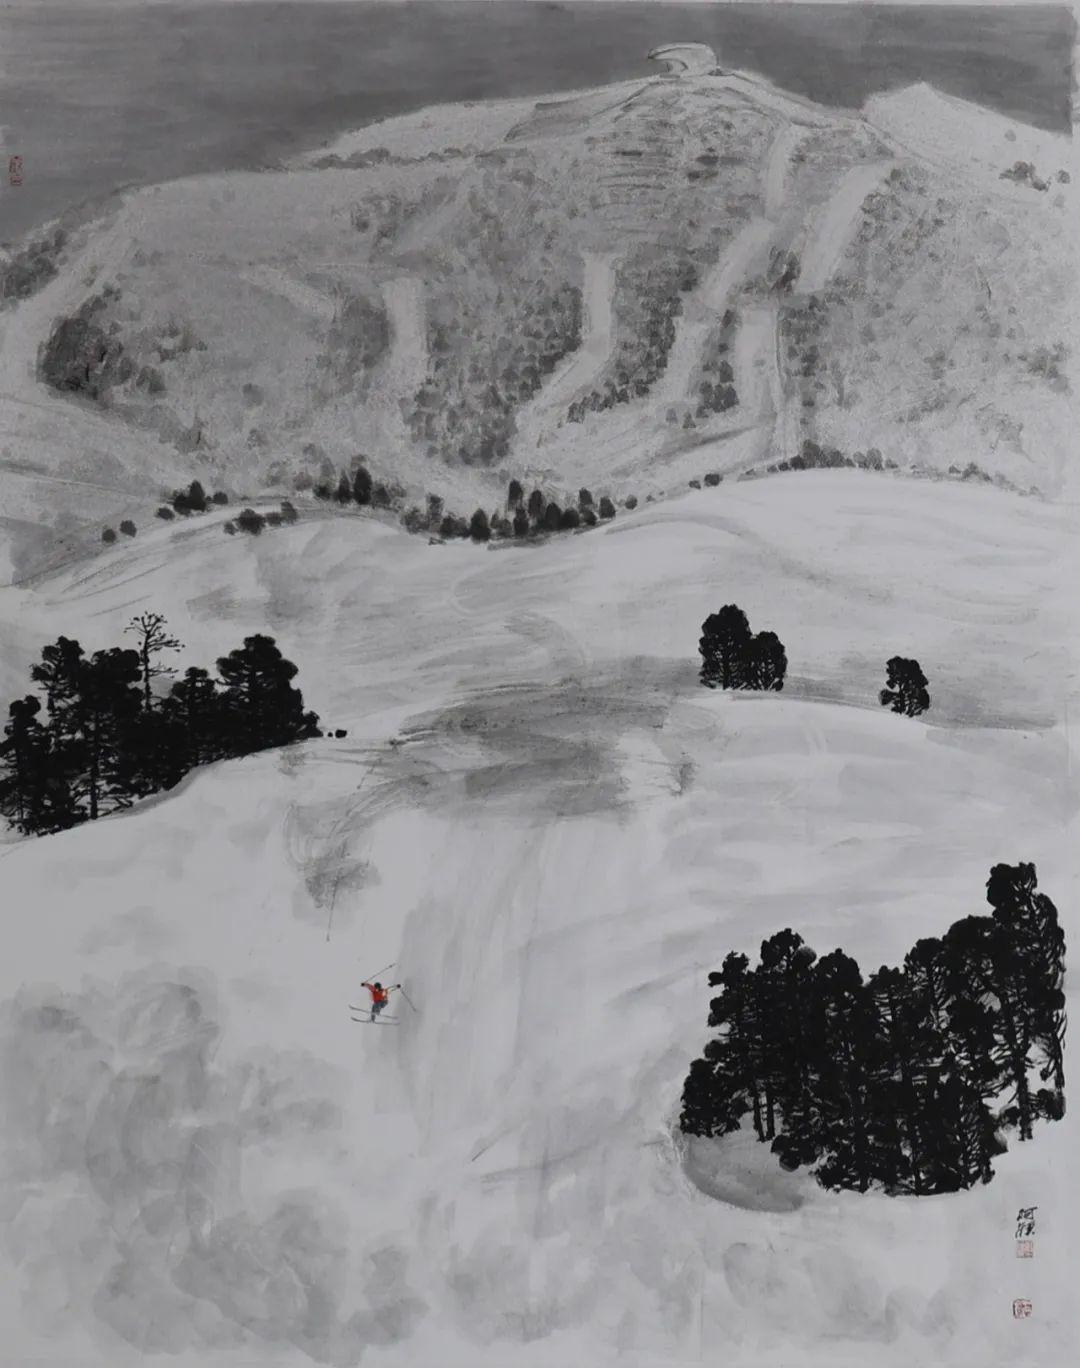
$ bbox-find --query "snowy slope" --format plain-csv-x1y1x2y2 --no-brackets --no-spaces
864,83,1073,196
1,473,1077,1365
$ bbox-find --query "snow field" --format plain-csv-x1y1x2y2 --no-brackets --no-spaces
0,471,1076,1364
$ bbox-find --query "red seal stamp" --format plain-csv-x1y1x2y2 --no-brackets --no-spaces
1016,1240,1034,1258
1012,1298,1033,1319
8,155,23,187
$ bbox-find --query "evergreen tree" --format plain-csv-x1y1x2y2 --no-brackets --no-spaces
469,509,491,542
986,863,1066,1112
681,955,755,1138
30,636,85,717
512,507,530,538
70,648,143,819
699,605,751,689
0,697,77,835
578,488,594,509
810,950,879,1192
27,637,87,821
542,502,562,533
923,1056,1003,1190
880,656,930,716
168,666,226,770
527,489,545,523
187,480,207,512
235,508,265,535
353,463,373,506
124,612,183,711
216,635,319,755
598,496,616,520
944,915,1035,1140
507,479,524,511
746,630,787,691
757,930,819,1164
560,507,581,530
335,473,353,504
117,705,184,798
869,964,936,1193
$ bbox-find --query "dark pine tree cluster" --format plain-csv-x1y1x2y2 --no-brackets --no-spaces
0,615,319,837
680,862,1065,1195
699,605,787,691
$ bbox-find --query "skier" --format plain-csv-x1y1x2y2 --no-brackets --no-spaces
361,980,400,1022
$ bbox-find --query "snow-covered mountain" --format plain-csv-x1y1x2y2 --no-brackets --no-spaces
0,57,1073,583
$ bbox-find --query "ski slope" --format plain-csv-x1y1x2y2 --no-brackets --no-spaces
0,472,1077,1366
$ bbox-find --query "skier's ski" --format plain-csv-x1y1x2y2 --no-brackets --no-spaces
350,1016,398,1025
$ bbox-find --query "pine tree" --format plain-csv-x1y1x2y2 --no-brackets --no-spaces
869,964,934,1193
28,638,88,817
810,949,879,1192
711,952,766,1137
70,648,143,819
512,507,530,538
187,480,207,512
335,473,353,504
0,697,75,835
124,612,183,711
527,489,545,523
30,636,85,718
944,915,1035,1140
757,930,820,1164
699,606,751,689
469,509,491,542
216,635,319,755
746,630,787,691
168,666,226,770
879,657,930,716
117,705,184,798
986,863,1066,1112
507,479,524,511
353,464,373,506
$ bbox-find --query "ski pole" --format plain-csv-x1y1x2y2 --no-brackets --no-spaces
397,985,419,1014
358,961,395,983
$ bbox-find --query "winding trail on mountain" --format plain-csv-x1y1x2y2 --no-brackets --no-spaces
511,250,618,450
797,160,895,293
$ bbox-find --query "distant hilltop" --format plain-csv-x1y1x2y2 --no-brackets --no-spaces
648,43,718,76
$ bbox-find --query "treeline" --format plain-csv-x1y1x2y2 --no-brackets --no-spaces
303,463,621,544
680,862,1065,1195
0,615,319,836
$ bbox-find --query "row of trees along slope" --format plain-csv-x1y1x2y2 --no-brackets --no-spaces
0,614,319,836
681,863,1065,1195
